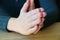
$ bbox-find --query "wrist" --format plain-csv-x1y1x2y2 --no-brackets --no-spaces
7,18,17,31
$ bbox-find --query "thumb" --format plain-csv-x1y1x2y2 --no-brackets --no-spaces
29,0,35,10
21,0,30,13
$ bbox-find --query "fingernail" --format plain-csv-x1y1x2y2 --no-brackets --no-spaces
40,8,44,12
39,9,43,17
38,9,44,22
26,0,30,4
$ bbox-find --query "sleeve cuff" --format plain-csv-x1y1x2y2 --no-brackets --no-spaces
0,16,11,32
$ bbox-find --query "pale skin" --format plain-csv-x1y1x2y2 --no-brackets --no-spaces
7,0,46,35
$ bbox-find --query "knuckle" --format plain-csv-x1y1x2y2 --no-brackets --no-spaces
40,8,44,11
36,8,39,12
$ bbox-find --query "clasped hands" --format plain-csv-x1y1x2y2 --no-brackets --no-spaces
7,0,46,35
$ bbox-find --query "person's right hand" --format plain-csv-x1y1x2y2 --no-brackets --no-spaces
29,0,46,34
7,0,41,35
